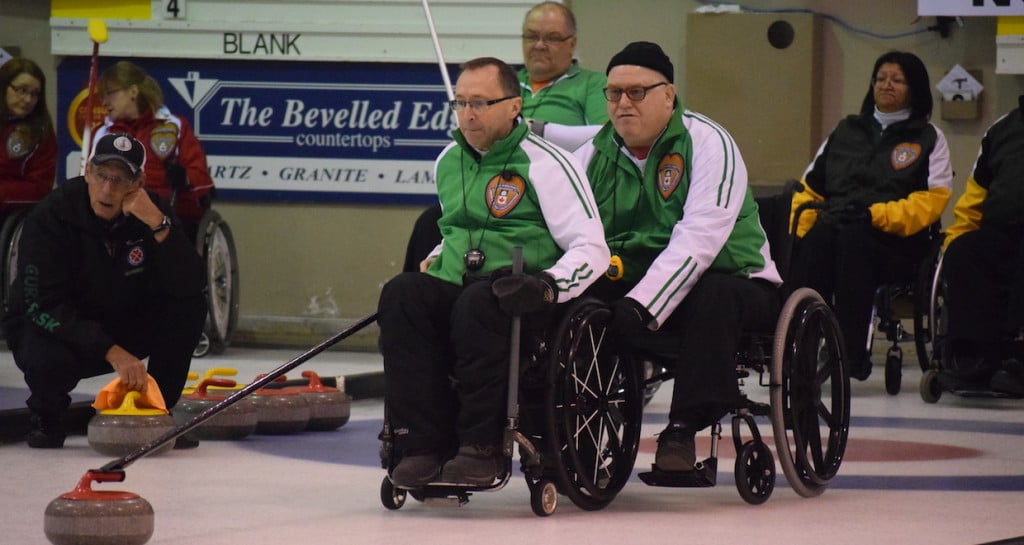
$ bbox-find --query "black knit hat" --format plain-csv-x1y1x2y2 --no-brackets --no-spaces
606,41,674,83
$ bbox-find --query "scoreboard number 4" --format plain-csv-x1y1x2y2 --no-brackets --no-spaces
153,0,187,20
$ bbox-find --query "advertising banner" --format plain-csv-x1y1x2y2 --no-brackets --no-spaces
57,57,456,204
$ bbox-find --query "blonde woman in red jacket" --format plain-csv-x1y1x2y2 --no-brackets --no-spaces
94,60,214,239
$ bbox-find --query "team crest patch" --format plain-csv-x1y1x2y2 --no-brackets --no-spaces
485,172,526,218
127,245,146,267
5,125,33,159
656,153,685,199
891,143,921,170
149,122,180,160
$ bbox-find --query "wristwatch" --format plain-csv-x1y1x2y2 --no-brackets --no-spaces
151,215,172,234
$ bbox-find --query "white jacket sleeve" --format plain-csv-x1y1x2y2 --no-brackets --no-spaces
525,134,610,302
627,111,749,327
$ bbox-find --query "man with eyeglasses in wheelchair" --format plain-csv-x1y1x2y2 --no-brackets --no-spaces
378,57,608,488
572,42,782,473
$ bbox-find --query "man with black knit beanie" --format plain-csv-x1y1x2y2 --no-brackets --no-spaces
573,41,782,472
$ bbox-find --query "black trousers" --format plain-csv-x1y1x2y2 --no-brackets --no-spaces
788,221,930,362
378,272,552,453
10,292,207,420
660,273,779,430
944,225,1024,347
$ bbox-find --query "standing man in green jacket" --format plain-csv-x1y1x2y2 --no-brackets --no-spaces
576,42,782,473
379,57,608,488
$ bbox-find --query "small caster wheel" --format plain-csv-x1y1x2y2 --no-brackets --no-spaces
735,440,775,505
530,479,558,517
885,353,902,396
193,332,211,358
380,477,406,510
920,370,942,404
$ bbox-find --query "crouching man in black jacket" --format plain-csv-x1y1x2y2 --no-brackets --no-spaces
4,133,207,448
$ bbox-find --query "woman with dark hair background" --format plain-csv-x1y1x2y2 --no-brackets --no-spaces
0,58,56,209
787,51,954,381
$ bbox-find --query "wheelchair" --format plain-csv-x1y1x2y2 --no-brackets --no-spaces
631,286,849,504
869,230,942,396
379,294,644,516
918,248,1024,403
191,208,240,358
790,198,940,395
0,206,31,313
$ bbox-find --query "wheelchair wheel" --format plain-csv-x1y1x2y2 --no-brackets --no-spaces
545,297,642,511
914,247,944,373
770,288,850,498
379,477,406,510
920,369,943,403
884,349,902,396
735,440,775,505
196,210,240,355
192,332,211,358
0,208,29,313
529,478,558,517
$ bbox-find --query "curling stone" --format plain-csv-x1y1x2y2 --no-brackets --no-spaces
252,376,310,434
45,470,154,545
172,378,257,440
298,371,351,431
88,392,176,457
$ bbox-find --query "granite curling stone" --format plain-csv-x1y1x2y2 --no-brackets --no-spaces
44,471,154,545
298,370,352,431
88,392,176,457
252,376,310,434
172,378,257,440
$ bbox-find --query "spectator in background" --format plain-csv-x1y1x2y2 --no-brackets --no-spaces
95,60,214,241
0,57,56,209
787,51,953,381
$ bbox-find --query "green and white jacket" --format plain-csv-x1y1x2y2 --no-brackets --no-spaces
426,120,609,303
574,105,781,327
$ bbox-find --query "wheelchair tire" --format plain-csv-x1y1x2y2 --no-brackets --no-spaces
0,208,29,313
735,440,775,505
920,370,942,404
885,352,902,396
529,479,558,517
913,246,943,373
379,477,406,510
192,332,211,359
770,288,850,498
195,210,239,355
545,297,642,511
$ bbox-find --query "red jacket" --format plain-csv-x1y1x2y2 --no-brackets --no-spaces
95,106,214,223
0,120,56,210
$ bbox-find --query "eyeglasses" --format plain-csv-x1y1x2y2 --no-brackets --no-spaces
89,166,137,189
603,82,669,102
8,85,41,99
449,95,518,112
521,33,574,45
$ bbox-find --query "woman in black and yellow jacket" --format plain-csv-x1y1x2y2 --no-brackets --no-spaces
941,98,1024,395
788,51,953,381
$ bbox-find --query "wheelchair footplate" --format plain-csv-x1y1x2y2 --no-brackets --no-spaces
638,457,718,488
